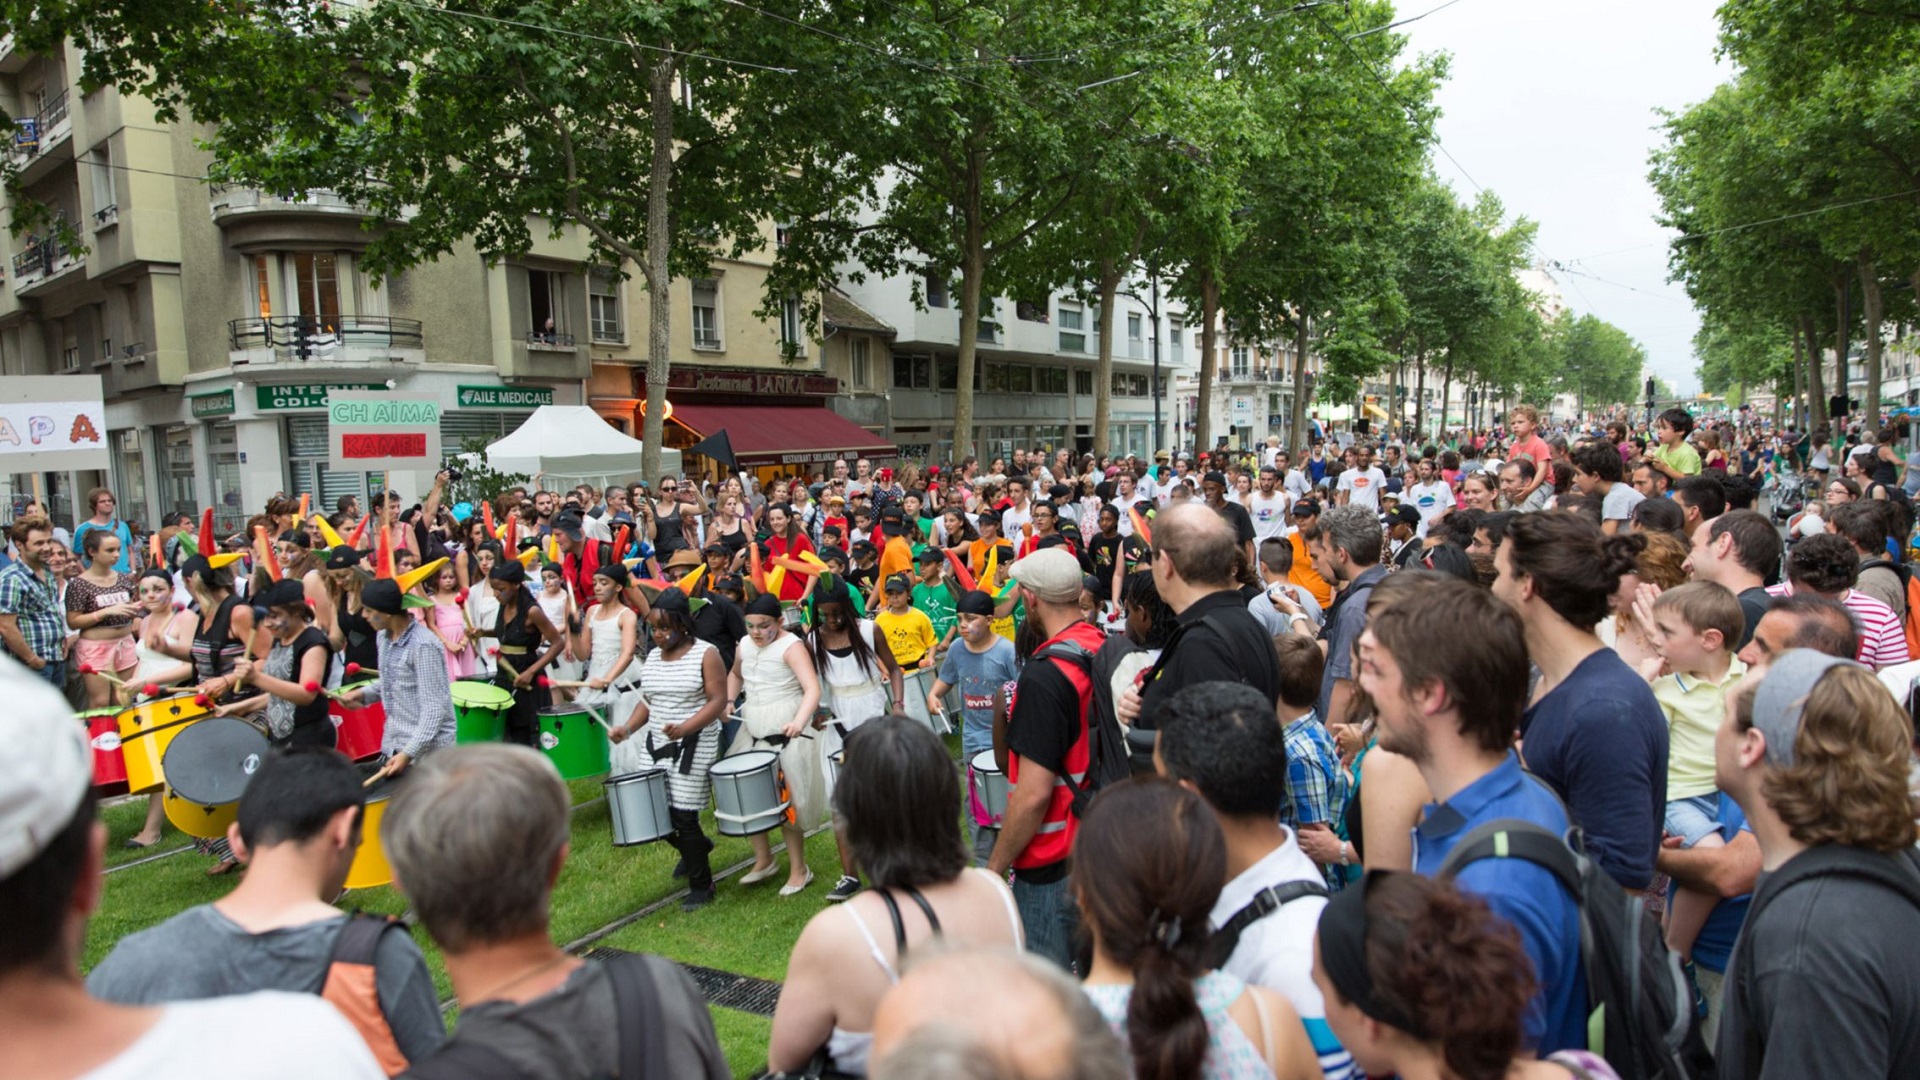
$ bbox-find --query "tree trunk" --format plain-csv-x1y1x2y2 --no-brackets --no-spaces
952,161,985,463
1802,312,1829,434
1439,356,1454,434
1287,313,1312,453
640,58,675,485
1093,262,1121,458
1412,350,1427,438
1859,250,1884,430
1386,361,1400,442
1833,268,1852,425
1193,269,1220,454
1790,324,1806,429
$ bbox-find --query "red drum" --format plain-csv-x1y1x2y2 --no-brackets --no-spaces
328,679,385,763
78,708,128,794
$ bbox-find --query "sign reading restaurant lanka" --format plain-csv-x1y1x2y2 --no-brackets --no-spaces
632,364,838,399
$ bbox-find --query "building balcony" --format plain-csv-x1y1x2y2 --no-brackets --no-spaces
11,89,74,185
227,315,425,370
507,329,588,380
11,234,84,296
209,185,382,251
0,32,22,74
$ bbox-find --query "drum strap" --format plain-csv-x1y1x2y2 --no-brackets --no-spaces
646,731,700,774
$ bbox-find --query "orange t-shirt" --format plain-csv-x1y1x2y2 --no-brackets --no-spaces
1289,532,1334,608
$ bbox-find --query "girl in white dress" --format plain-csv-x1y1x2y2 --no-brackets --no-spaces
574,563,644,775
729,592,824,895
807,576,904,903
464,544,503,678
124,568,193,848
536,560,583,686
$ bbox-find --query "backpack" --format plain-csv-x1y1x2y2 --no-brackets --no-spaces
1203,880,1329,970
1034,630,1131,819
319,914,413,1076
1727,845,1920,1080
1438,819,1715,1080
1858,557,1920,656
404,952,668,1079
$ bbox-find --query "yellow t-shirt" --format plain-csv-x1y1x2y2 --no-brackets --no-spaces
1650,440,1701,478
875,607,936,667
1654,657,1745,800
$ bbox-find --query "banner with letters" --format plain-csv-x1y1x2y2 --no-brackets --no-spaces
0,375,109,470
327,390,442,471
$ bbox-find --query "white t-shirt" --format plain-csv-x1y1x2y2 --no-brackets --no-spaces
1336,467,1387,510
999,501,1032,539
1405,480,1455,536
1211,834,1336,1046
1600,481,1645,523
1246,491,1290,541
82,992,385,1080
1283,469,1313,500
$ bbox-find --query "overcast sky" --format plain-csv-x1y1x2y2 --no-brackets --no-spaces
1400,0,1727,396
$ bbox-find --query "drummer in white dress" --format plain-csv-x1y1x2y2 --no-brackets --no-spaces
609,589,729,911
535,561,583,686
572,563,644,775
728,593,826,895
806,576,904,904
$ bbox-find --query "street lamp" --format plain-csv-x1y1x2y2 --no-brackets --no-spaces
1118,259,1165,453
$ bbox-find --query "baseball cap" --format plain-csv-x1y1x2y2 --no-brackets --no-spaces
1203,471,1227,486
850,540,877,558
1008,548,1084,604
1293,499,1321,517
820,546,849,564
0,657,93,879
915,547,944,564
955,589,997,617
883,573,911,593
1386,506,1420,529
1751,650,1863,767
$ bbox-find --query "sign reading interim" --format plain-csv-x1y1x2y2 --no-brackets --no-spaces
327,390,441,471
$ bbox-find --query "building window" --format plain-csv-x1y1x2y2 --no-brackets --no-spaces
850,337,870,389
893,352,933,389
1127,313,1143,341
926,274,949,309
1016,299,1050,323
89,143,116,224
589,268,624,343
1042,366,1068,394
1009,365,1033,394
985,362,1008,393
292,253,341,330
691,278,722,350
780,295,806,357
1058,301,1086,353
775,221,793,247
252,255,273,318
527,268,562,340
1230,345,1249,378
1075,369,1093,395
1169,315,1185,363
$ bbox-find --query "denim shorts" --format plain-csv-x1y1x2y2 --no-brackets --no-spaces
1664,794,1721,847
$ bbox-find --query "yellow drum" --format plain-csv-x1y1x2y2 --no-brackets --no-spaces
344,785,394,890
117,693,211,795
160,716,268,840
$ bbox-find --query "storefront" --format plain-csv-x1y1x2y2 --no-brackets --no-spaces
620,363,895,485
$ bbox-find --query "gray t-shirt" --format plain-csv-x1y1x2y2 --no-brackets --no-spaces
419,956,728,1080
938,636,1020,759
87,906,445,1064
1316,566,1386,723
1600,482,1645,523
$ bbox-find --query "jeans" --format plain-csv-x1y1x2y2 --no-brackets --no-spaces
1697,965,1726,1048
1012,872,1078,971
32,659,66,689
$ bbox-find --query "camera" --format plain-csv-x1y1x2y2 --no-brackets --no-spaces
441,461,463,483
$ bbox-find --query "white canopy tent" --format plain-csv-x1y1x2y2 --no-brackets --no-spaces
483,406,680,489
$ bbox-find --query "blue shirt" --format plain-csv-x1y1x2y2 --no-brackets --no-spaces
1670,793,1751,974
937,636,1019,760
1521,648,1668,890
73,519,134,573
1414,752,1586,1054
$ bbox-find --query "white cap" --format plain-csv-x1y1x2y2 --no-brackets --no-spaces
0,657,93,880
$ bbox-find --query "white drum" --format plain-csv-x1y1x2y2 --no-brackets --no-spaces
604,769,672,846
969,749,1008,827
710,749,790,837
898,668,950,735
824,748,845,792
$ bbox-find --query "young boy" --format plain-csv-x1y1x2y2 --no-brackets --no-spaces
1648,407,1701,483
930,589,1019,865
1642,580,1746,959
846,539,880,598
910,547,958,656
1274,633,1351,890
875,573,937,669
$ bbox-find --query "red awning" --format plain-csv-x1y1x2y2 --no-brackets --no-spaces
668,403,895,466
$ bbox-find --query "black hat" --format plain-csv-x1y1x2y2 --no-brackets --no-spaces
1293,499,1321,518
850,540,877,558
702,542,727,556
745,593,782,618
1048,483,1072,501
593,561,630,585
883,573,911,593
651,588,691,616
552,514,584,539
1387,506,1421,529
255,579,309,610
1204,470,1228,486
489,561,528,585
362,578,407,615
820,546,849,564
324,547,365,571
955,589,996,617
914,547,944,564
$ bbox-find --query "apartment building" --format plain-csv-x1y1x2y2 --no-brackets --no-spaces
0,41,845,529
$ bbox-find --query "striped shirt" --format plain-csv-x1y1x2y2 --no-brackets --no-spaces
1764,583,1910,669
364,621,458,758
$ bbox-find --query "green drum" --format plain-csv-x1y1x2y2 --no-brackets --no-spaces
451,681,513,744
537,704,610,780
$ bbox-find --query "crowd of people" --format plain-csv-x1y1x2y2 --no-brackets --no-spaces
6,400,1920,1080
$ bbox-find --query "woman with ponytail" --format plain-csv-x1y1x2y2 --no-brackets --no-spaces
1075,776,1320,1080
1491,510,1668,892
1313,871,1619,1080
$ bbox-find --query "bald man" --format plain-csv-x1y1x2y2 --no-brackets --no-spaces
1118,504,1285,741
870,948,1126,1080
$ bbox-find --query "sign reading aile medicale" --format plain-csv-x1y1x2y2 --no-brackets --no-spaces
327,390,442,471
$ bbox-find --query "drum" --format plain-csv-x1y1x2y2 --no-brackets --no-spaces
604,769,673,846
969,749,1008,827
328,679,385,763
898,668,940,733
78,708,128,793
824,748,845,792
161,716,269,840
710,749,790,837
450,681,513,744
537,704,610,781
344,779,394,890
117,693,211,794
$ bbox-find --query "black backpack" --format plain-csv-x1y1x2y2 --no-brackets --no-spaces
1033,637,1131,818
1439,819,1715,1080
1204,880,1329,969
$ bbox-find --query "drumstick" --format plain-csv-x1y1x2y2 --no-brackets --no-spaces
75,664,130,688
497,655,521,680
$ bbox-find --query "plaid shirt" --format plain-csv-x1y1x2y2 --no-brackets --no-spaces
0,559,65,663
364,620,457,759
1281,711,1353,891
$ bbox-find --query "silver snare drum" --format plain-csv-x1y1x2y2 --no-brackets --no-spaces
970,748,1008,826
710,749,790,837
603,769,672,846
